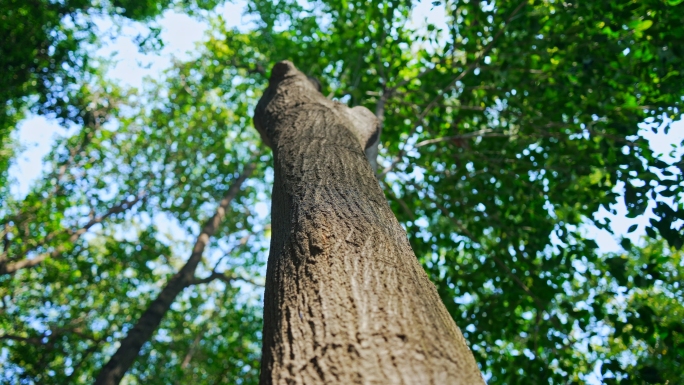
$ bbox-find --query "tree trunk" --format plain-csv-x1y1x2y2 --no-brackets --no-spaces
94,164,254,385
254,61,483,385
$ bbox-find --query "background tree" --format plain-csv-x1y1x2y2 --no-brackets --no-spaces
1,0,683,384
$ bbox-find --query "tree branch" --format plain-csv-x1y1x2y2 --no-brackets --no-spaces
189,271,234,285
0,193,146,275
0,334,43,345
379,1,527,177
190,271,264,287
0,108,120,249
414,186,564,330
413,129,511,148
93,162,255,385
415,184,549,313
381,179,416,221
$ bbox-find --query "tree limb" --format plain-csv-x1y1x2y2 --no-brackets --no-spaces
190,271,264,287
0,334,43,345
93,162,255,385
417,187,563,330
381,179,416,221
413,129,511,148
379,1,527,178
0,193,146,275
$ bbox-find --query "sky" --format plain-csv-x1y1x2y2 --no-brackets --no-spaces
9,0,684,254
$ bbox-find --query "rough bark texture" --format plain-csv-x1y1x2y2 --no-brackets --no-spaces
254,61,483,385
93,164,254,385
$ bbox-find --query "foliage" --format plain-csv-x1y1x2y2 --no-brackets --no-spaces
0,0,226,162
1,51,267,383
1,0,683,384
595,239,684,384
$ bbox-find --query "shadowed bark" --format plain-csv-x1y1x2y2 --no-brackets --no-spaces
254,61,483,385
93,164,254,385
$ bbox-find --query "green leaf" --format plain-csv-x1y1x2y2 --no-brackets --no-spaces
629,20,654,32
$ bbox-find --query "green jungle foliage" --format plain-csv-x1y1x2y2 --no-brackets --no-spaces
1,0,683,384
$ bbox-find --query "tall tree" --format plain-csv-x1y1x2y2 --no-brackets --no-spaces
2,1,684,384
254,60,483,384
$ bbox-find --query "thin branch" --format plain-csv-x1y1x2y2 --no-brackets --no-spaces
0,320,100,347
179,74,197,97
225,58,266,77
413,129,512,148
190,271,264,287
189,271,233,286
0,334,43,345
0,193,146,275
209,232,252,273
66,341,102,380
381,179,416,221
177,288,242,382
180,327,205,371
420,186,550,313
93,162,256,385
431,0,528,101
379,1,527,177
0,121,110,254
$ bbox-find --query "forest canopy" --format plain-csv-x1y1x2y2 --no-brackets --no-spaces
1,0,683,384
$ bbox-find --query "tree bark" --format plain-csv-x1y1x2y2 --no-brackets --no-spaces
254,61,483,385
93,164,254,385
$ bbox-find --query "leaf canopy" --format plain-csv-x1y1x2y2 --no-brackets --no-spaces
1,0,683,384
